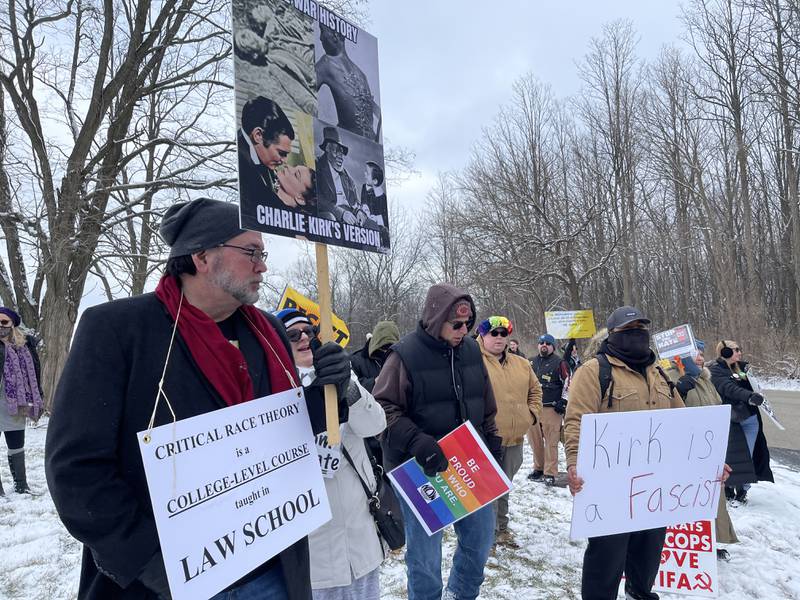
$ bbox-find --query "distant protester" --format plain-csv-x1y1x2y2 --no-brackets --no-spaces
350,321,400,392
0,306,43,497
709,340,773,505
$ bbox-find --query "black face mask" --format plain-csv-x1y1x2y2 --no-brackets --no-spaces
0,326,11,339
607,328,652,359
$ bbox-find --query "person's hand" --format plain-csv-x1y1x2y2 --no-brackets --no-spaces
311,342,351,399
675,374,696,397
720,463,732,484
554,398,567,415
342,210,357,226
748,393,765,406
485,433,504,464
567,465,584,497
410,434,448,477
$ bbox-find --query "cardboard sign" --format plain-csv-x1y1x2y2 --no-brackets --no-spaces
544,310,596,339
654,324,697,360
388,422,510,536
277,286,350,347
653,520,718,597
138,389,331,600
233,0,390,253
570,405,730,540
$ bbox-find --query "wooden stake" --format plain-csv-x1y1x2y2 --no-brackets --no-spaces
314,242,341,445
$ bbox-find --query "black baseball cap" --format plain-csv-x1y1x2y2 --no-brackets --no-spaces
606,306,651,331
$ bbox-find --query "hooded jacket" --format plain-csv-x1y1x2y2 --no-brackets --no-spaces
373,284,499,470
479,338,542,446
350,321,400,392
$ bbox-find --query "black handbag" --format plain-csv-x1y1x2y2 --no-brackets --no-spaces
341,441,406,551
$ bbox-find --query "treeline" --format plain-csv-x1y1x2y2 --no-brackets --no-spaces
292,0,800,375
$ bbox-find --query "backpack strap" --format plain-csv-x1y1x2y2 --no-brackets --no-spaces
596,353,614,408
655,365,678,398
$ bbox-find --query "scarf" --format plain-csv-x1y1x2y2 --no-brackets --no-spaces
600,332,656,377
155,275,296,407
3,342,43,420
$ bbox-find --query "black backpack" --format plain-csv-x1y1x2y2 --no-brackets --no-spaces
596,353,676,408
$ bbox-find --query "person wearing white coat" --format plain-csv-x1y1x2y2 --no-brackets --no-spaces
276,309,387,600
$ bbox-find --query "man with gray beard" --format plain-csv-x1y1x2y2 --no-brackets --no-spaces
46,198,351,600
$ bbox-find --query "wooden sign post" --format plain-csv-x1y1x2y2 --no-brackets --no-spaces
315,242,341,446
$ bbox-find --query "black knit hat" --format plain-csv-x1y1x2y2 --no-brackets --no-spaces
160,198,246,258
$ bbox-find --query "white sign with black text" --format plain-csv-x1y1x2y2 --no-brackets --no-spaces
138,388,331,600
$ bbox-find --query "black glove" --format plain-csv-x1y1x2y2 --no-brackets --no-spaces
138,552,172,600
675,374,696,398
748,393,765,406
553,398,567,415
409,434,449,477
485,433,504,464
311,341,351,399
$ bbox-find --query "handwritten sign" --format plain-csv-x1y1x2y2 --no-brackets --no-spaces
388,422,510,536
570,405,730,540
544,310,596,339
653,520,718,597
654,324,697,360
278,286,350,347
138,389,331,600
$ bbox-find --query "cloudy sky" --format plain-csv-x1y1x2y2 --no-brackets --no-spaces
366,0,689,210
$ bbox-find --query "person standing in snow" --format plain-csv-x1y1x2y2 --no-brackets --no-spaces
476,316,541,546
373,283,502,600
276,309,387,600
350,321,400,393
0,307,44,497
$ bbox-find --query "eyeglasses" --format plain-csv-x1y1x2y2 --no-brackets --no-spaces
0,320,11,326
449,320,468,331
490,329,508,337
286,325,317,342
218,244,268,264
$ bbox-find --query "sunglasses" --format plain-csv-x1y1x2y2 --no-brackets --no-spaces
489,329,509,337
449,320,469,331
538,341,553,346
0,320,11,326
287,325,316,342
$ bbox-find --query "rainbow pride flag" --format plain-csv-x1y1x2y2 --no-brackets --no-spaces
388,422,511,535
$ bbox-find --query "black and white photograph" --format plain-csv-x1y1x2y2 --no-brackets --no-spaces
314,20,382,143
233,0,317,117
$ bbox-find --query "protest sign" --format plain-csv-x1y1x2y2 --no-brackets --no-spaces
744,371,786,431
277,286,350,347
544,310,596,339
138,388,331,600
654,324,697,360
233,0,389,253
570,405,730,540
388,422,510,536
653,520,718,597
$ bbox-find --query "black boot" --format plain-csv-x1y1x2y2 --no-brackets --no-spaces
8,452,41,496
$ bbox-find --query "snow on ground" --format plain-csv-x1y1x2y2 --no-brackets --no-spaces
760,377,800,393
2,425,799,599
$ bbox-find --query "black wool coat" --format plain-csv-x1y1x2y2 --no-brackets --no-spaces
45,293,327,600
709,358,774,485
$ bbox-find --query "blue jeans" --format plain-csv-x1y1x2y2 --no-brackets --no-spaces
210,564,288,600
740,413,759,491
399,500,495,600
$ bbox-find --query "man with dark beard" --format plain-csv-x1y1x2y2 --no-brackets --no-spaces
563,306,685,600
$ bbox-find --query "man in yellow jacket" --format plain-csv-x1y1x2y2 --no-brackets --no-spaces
565,306,685,600
477,316,542,545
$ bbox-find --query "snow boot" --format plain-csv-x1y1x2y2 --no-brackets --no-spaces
527,469,543,481
8,452,41,496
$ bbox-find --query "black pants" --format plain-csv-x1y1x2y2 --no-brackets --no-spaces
2,430,25,451
581,527,666,600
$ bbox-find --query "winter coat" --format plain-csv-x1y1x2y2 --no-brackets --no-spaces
45,293,329,600
479,339,541,446
303,368,387,589
564,354,684,468
665,365,738,544
531,351,565,406
350,321,399,392
708,358,773,485
373,283,499,470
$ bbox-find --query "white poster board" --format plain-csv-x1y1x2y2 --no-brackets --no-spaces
570,405,730,540
653,520,718,597
138,388,331,600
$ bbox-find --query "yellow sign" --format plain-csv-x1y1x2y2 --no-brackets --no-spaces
277,287,350,347
544,310,596,339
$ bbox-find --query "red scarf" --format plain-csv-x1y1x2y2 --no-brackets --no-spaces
155,275,296,406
